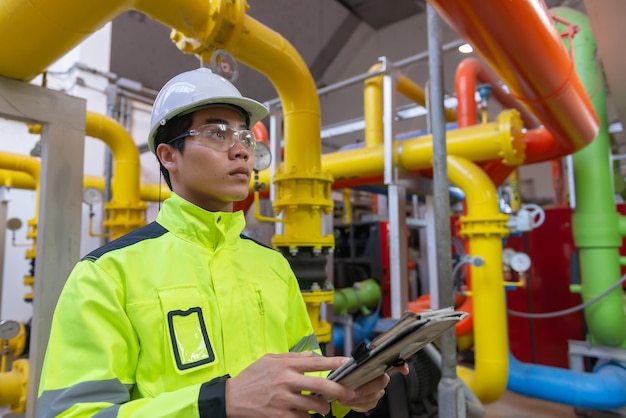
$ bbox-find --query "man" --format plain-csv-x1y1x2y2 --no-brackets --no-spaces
37,67,407,417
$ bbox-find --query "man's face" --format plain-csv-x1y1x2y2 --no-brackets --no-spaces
164,106,254,212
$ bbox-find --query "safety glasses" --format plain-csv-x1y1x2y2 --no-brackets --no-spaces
167,123,256,152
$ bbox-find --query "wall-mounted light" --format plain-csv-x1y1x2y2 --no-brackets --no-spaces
458,43,474,54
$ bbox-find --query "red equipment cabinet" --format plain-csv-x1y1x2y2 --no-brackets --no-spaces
505,206,585,368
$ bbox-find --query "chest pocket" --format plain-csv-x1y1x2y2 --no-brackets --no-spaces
158,286,218,374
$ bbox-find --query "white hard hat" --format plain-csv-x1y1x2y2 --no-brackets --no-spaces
148,67,268,153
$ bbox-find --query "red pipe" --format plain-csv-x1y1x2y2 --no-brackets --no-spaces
430,0,598,153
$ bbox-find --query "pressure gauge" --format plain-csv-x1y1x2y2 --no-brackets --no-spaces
253,141,272,172
83,187,103,206
209,49,239,82
0,320,20,341
6,217,22,231
510,252,531,273
502,248,516,265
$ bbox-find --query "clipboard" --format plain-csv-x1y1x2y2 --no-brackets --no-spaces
327,307,467,390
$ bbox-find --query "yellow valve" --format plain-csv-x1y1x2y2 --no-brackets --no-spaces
302,289,334,344
23,276,34,302
26,123,42,135
0,359,28,414
102,201,148,240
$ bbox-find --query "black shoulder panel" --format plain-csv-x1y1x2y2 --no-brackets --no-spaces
82,222,168,262
239,233,275,251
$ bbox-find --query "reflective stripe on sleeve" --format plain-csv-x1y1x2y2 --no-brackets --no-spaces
289,333,320,353
37,379,132,418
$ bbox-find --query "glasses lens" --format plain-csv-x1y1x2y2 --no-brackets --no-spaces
238,131,256,151
191,124,255,151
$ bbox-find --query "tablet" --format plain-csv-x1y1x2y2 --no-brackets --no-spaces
327,307,467,390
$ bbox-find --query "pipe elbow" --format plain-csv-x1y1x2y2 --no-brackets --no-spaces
508,354,626,409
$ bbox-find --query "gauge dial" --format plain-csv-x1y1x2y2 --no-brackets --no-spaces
0,320,20,341
6,217,22,231
253,141,272,172
510,252,531,273
83,187,103,206
502,248,516,265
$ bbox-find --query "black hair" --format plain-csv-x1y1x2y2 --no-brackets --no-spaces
153,113,194,190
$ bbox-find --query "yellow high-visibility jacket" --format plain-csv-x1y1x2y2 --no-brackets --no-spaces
37,193,345,417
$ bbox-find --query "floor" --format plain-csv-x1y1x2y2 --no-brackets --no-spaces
483,391,625,418
483,390,578,418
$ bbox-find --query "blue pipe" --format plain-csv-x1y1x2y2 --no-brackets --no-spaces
508,353,626,410
333,313,380,349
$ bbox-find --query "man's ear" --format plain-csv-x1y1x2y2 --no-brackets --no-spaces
156,143,177,172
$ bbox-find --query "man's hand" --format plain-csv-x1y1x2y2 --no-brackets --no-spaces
334,362,410,413
225,352,357,418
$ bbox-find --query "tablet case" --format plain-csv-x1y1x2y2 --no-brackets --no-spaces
327,307,467,390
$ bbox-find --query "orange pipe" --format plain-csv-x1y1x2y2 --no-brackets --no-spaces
429,0,598,152
408,294,473,337
456,58,539,130
234,122,269,214
252,121,268,144
454,56,580,185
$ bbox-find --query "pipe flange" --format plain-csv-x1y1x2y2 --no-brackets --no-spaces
496,109,525,166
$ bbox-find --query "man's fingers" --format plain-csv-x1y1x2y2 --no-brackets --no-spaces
279,353,349,374
293,374,357,403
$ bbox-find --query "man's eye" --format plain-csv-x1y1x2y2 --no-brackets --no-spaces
207,130,226,140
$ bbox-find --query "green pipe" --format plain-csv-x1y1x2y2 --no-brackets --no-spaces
333,279,381,316
554,7,626,347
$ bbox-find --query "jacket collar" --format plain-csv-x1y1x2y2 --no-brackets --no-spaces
156,192,245,249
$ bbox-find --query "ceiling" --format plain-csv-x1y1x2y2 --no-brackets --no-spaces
335,0,426,30
109,0,426,102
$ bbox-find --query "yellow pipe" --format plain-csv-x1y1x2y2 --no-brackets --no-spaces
85,112,140,205
0,154,40,216
0,359,28,413
0,170,169,202
447,156,509,404
0,370,22,408
0,154,41,274
363,63,457,147
0,113,147,241
364,64,385,147
342,189,352,224
85,112,147,239
84,176,171,202
257,109,524,186
0,0,218,81
396,75,457,123
0,170,37,190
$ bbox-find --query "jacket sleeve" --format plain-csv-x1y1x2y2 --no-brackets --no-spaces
37,260,225,418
